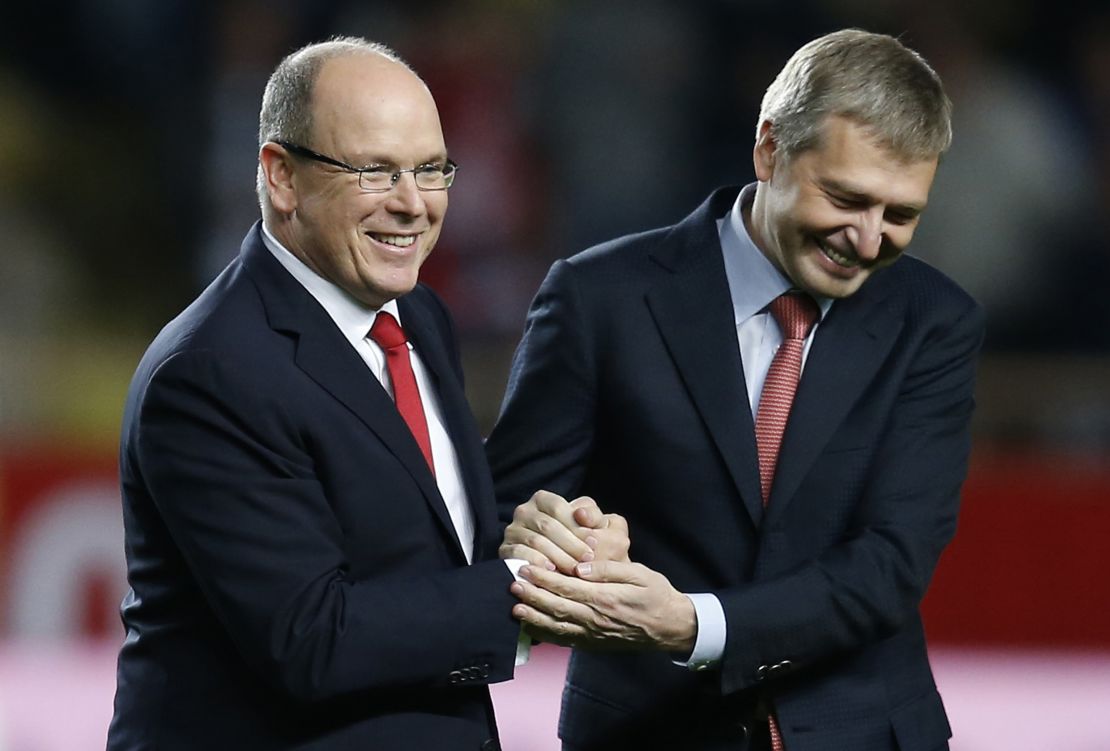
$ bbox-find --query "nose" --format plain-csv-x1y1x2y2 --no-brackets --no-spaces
385,172,427,217
845,207,883,261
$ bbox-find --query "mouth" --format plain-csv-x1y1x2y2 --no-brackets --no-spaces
367,232,419,249
815,238,859,269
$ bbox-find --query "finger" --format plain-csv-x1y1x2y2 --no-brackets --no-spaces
505,505,592,566
535,491,597,537
511,575,597,626
569,496,605,529
512,604,586,648
605,513,629,536
498,543,556,571
509,490,569,530
502,529,581,574
529,489,570,516
513,491,596,561
589,514,631,562
571,559,647,585
521,564,611,605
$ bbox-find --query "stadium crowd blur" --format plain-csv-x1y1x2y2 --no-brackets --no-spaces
3,0,1110,452
1,1,1108,748
1,0,1109,439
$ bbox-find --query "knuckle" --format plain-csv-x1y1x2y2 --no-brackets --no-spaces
535,489,559,509
593,592,616,611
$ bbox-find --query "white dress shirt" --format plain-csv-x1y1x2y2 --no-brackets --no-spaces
260,224,476,561
260,225,530,664
681,186,833,671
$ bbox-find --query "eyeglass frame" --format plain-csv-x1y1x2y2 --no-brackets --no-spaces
274,140,458,192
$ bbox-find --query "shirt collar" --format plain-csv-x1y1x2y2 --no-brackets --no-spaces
717,184,833,325
260,222,400,346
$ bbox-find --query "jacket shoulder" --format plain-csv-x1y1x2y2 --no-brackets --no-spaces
885,254,982,319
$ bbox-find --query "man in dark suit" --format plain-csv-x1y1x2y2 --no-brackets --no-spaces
490,30,984,750
108,38,525,751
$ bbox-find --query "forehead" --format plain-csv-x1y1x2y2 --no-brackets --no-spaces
800,116,938,205
310,54,446,159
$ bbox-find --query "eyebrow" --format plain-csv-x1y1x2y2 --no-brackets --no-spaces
348,152,450,169
819,178,926,216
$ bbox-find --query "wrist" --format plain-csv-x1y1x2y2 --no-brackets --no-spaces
662,591,697,653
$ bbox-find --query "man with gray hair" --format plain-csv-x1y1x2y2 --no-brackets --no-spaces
107,37,530,751
491,29,982,750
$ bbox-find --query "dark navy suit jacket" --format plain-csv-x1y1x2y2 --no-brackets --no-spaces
108,225,518,751
487,187,984,751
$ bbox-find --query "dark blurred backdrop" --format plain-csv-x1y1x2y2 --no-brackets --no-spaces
1,1,1109,747
3,0,1110,434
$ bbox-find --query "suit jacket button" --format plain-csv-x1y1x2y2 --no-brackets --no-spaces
756,664,770,681
479,664,490,679
448,670,462,684
480,740,500,751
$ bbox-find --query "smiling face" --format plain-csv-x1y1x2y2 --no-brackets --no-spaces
261,53,448,309
748,114,939,299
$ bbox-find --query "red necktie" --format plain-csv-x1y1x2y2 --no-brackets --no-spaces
369,312,436,476
753,291,819,751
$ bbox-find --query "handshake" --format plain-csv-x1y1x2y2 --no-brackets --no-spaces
500,490,696,655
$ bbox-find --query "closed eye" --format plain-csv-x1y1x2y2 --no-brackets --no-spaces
827,194,867,210
885,210,920,226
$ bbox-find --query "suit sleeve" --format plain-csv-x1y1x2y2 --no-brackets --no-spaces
716,298,985,693
487,259,599,520
133,348,519,703
488,256,985,696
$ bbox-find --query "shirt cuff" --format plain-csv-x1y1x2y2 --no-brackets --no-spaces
673,593,726,671
504,559,531,666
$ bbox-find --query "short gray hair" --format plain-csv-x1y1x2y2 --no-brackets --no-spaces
255,37,414,204
758,29,952,162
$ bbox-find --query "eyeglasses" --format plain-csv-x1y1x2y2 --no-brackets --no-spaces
275,141,458,192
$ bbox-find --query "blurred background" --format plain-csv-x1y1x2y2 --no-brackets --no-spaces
1,0,1109,748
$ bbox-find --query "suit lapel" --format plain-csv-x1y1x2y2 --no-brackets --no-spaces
642,190,909,527
766,280,904,516
399,294,497,559
645,189,766,527
242,227,468,561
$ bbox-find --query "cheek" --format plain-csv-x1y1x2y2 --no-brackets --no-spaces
428,196,448,226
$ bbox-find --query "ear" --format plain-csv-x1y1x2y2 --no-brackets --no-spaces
753,120,778,182
259,143,298,214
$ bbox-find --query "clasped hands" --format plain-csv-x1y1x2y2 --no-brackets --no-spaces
501,490,695,654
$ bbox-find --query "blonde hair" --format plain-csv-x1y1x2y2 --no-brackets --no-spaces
759,29,952,161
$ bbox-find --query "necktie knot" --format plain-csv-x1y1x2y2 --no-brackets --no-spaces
769,292,820,341
369,311,408,350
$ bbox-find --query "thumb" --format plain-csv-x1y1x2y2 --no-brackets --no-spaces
570,496,605,529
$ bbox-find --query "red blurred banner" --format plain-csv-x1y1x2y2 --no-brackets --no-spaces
1,446,1108,645
923,451,1110,648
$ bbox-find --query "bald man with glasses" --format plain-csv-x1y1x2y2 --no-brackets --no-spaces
107,37,543,751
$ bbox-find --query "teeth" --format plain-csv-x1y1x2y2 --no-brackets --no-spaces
370,233,417,247
818,240,857,268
